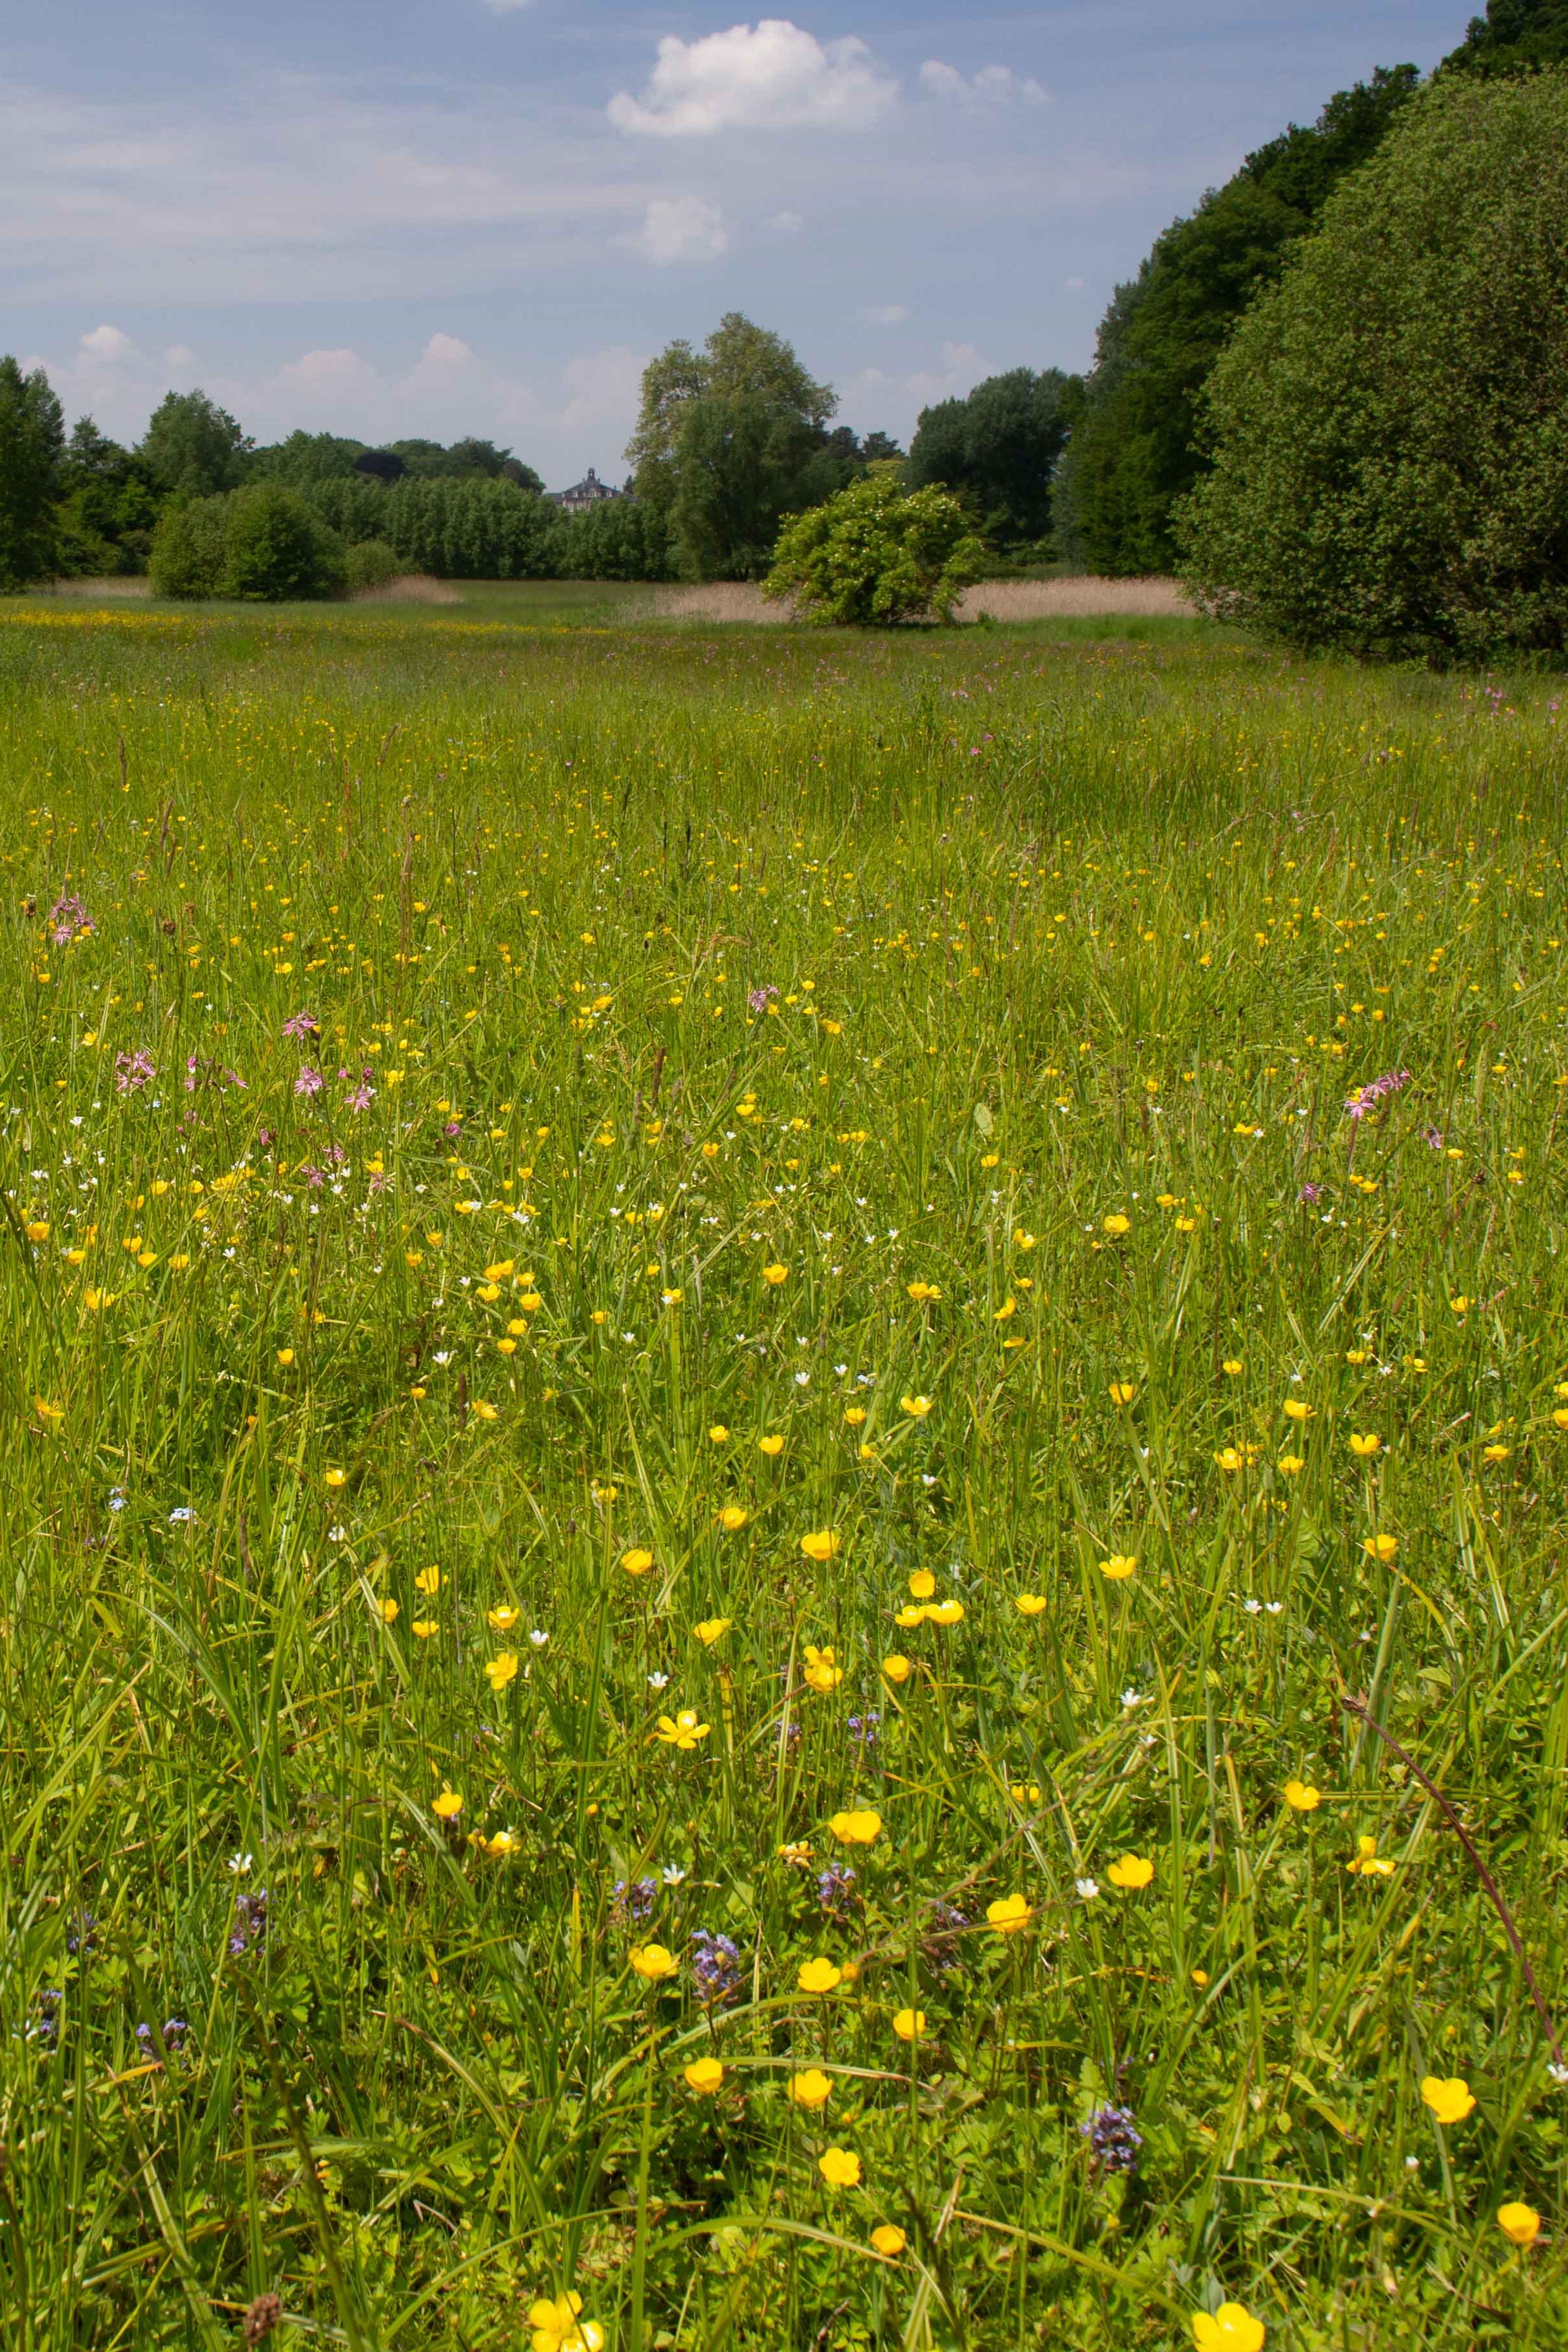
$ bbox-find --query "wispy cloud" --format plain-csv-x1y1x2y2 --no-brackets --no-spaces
627,195,730,265
920,61,1049,108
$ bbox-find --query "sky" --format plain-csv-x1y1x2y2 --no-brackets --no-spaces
4,3,1482,488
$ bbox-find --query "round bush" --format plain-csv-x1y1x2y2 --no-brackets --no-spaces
345,539,404,594
220,484,346,602
762,474,985,625
1179,70,1568,662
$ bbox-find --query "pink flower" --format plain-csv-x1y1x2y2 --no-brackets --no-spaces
294,1066,324,1099
281,1011,320,1040
114,1049,155,1096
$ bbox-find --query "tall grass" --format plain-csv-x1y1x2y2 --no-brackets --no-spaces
0,600,1563,2349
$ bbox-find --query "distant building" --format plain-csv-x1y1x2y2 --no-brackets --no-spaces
548,467,625,515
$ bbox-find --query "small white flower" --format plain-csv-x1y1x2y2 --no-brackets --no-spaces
622,1330,636,1342
1549,2062,1568,2086
1076,1877,1099,1901
228,1852,253,1876
661,1864,687,1885
433,1350,451,1366
1266,1601,1284,1615
794,1371,810,1386
1121,1689,1147,1709
169,1505,195,1524
529,1628,549,1647
327,1524,346,1542
1242,1597,1262,1616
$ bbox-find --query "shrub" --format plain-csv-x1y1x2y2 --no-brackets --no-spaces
1179,70,1568,662
762,475,985,625
220,484,346,602
148,495,231,599
302,475,561,578
344,540,403,594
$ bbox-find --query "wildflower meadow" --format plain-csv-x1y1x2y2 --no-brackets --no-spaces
1,598,1565,2349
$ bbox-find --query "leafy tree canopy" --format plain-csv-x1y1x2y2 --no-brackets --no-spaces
251,431,367,485
1055,65,1420,574
906,368,1081,547
0,357,65,589
763,474,985,625
626,314,835,523
138,389,251,498
1179,69,1568,662
1442,0,1568,74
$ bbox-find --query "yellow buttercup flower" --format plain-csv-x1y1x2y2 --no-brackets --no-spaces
1421,2076,1475,2125
761,1262,788,1286
1283,1398,1312,1422
1498,2200,1541,2247
1191,2305,1265,2352
924,1598,965,1625
1349,1431,1382,1458
432,1786,464,1821
655,1710,710,1750
1107,1852,1154,1890
485,1651,520,1692
1348,1834,1394,1876
818,2146,861,2189
629,1943,679,1981
324,1467,348,1489
870,2224,906,2257
803,1644,843,1692
900,1393,933,1417
695,1616,732,1645
892,2007,926,2041
1363,1533,1397,1562
1276,1455,1305,1476
881,1653,912,1683
909,1571,936,1599
758,1434,785,1458
1015,1594,1048,1616
798,1956,842,1994
414,1564,442,1595
828,1808,881,1846
488,1604,522,1632
1099,1554,1137,1581
788,2067,833,2110
622,1547,654,1577
1282,1780,1320,1812
709,1424,730,1444
986,1894,1032,1936
717,1504,750,1531
412,1620,438,1640
1108,1380,1136,1404
800,1529,840,1562
1102,1213,1130,1237
684,2057,724,2094
527,2289,604,2352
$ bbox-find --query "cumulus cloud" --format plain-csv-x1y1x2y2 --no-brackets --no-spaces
79,322,139,362
560,346,648,434
629,195,729,265
861,303,909,325
609,20,896,138
919,61,1048,108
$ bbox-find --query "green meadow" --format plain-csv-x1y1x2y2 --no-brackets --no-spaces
0,596,1565,2349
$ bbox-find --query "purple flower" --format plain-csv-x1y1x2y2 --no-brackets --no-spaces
1298,1182,1323,1204
293,1066,324,1099
300,1164,326,1189
847,1711,881,1748
185,1054,247,1093
748,985,779,1014
281,1012,320,1041
259,1128,274,1148
611,1877,658,1925
1081,2103,1142,2176
690,1928,743,2006
1344,1069,1411,1122
114,1049,155,1097
230,1890,270,1957
817,1865,857,1914
1423,1125,1444,1150
50,893,90,945
345,1068,375,1112
443,1119,462,1140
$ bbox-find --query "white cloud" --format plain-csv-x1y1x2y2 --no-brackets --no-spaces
770,209,804,233
861,303,909,326
79,322,138,362
274,347,382,399
629,195,729,266
919,61,1048,108
1064,275,1086,292
841,340,990,442
609,20,896,139
164,344,195,366
560,346,647,436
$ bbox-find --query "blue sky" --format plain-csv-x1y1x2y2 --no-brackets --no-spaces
4,3,1477,487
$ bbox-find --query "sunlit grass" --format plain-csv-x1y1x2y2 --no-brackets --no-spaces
0,606,1564,2347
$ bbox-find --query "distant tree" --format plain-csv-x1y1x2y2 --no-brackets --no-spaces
54,415,161,576
0,358,65,588
1442,0,1568,74
251,431,366,485
860,431,904,464
763,475,985,625
148,496,231,598
139,389,252,498
387,440,453,479
499,458,546,493
150,483,346,601
1055,66,1421,574
1179,70,1568,661
906,369,1080,547
354,451,406,484
627,315,836,574
556,496,673,582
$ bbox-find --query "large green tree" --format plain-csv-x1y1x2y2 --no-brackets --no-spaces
1179,70,1568,662
1056,67,1420,575
139,389,251,497
627,315,836,576
905,368,1081,547
0,358,65,589
1442,0,1568,74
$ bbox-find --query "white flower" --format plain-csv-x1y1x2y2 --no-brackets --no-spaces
1266,1601,1284,1616
1121,1689,1147,1709
327,1525,346,1542
169,1506,195,1524
648,1671,670,1690
1549,2062,1568,2086
1076,1877,1099,1901
433,1351,451,1366
661,1864,687,1885
529,1629,549,1647
794,1371,810,1386
1242,1598,1261,1616
228,1853,253,1876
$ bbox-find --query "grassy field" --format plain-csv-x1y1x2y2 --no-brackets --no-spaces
0,596,1565,2351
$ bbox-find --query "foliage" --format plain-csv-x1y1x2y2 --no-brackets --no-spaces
302,474,560,578
1442,0,1568,75
1179,70,1568,661
628,314,867,578
138,388,252,498
52,418,161,576
1056,68,1421,575
905,368,1082,547
148,485,347,601
250,430,368,486
763,474,985,622
343,538,404,593
554,495,673,582
0,605,1563,2345
0,357,65,591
